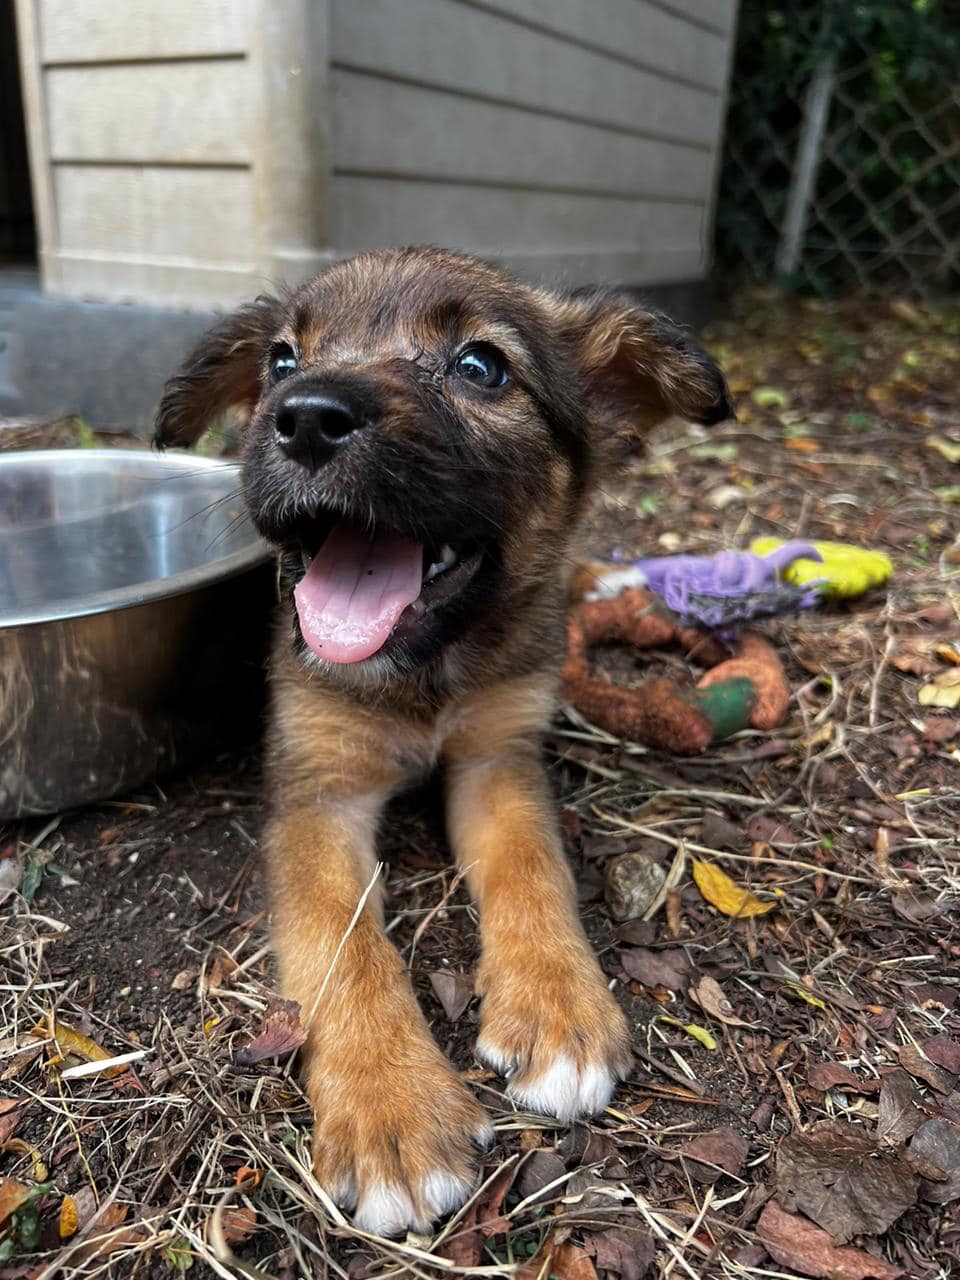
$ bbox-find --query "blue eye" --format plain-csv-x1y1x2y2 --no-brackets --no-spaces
269,345,298,385
453,345,508,389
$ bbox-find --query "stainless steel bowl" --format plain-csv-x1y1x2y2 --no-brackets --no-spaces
0,450,274,818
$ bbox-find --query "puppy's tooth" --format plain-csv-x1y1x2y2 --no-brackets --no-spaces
440,544,457,570
304,500,318,520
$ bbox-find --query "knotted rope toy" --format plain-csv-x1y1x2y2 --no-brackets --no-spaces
563,540,892,753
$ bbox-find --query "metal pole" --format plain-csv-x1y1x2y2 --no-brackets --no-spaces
775,50,836,277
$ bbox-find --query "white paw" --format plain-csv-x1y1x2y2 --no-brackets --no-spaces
477,1041,620,1123
351,1169,475,1237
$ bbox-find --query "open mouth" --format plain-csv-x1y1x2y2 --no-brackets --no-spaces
291,514,483,664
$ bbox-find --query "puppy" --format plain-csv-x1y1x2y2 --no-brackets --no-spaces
155,248,731,1236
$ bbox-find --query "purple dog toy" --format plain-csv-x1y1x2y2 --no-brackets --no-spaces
632,542,823,634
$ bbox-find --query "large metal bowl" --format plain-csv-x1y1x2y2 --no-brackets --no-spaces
0,450,274,818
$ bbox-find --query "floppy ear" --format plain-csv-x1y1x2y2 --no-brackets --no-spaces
554,288,734,436
153,295,282,448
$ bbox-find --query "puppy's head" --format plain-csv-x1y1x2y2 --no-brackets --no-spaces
155,248,731,678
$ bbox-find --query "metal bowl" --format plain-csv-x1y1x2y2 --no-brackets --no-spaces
0,450,274,818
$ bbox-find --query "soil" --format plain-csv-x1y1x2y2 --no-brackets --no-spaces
1,291,958,1279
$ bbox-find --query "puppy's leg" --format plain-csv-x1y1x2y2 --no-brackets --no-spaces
267,793,491,1236
444,683,633,1121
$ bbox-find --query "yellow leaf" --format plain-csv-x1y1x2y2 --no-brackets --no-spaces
692,859,777,919
32,1017,124,1079
4,1139,47,1181
918,669,960,709
927,434,960,464
658,1015,718,1051
752,386,789,409
60,1195,79,1240
785,981,826,1011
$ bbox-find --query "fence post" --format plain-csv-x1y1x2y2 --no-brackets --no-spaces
775,51,836,278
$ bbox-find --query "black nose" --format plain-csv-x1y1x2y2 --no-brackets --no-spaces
274,391,363,470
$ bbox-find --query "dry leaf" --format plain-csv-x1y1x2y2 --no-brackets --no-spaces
679,1126,748,1184
518,1240,597,1280
921,1035,960,1074
689,974,755,1027
807,1062,868,1093
898,1042,956,1094
428,970,474,1021
516,1150,567,1204
220,1205,257,1244
234,999,307,1066
32,1018,125,1078
877,1070,924,1145
692,859,776,918
619,947,690,991
0,1036,44,1082
234,1166,263,1191
776,1121,918,1243
0,1174,32,1225
59,1194,79,1240
438,1160,515,1265
583,1226,654,1280
918,669,960,709
910,1119,960,1203
757,1199,903,1279
0,1098,21,1145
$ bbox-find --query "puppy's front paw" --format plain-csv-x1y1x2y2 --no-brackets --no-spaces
307,1042,493,1237
476,952,632,1122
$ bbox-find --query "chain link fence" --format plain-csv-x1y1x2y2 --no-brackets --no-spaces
715,0,960,296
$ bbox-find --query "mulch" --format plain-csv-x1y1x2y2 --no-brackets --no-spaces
1,290,958,1279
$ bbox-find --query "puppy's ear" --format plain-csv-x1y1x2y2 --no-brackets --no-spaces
553,288,733,437
153,295,282,448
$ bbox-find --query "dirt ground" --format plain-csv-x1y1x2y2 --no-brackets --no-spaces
2,291,959,1279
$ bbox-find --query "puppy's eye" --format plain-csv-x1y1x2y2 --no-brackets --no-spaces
452,345,508,389
269,345,298,386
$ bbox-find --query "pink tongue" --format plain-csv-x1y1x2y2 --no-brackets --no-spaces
294,522,424,663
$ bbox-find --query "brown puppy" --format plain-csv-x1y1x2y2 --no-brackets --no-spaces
155,248,731,1236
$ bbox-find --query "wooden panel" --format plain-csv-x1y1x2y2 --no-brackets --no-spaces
52,253,256,308
652,0,737,37
38,0,253,63
46,62,252,164
53,165,254,262
334,175,705,257
495,246,706,286
332,71,712,202
331,0,717,147
459,0,728,91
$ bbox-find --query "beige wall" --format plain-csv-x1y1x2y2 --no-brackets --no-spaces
16,0,737,310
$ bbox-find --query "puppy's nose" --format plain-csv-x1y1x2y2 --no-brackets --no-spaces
274,391,363,470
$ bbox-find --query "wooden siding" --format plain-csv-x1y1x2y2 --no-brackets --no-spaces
330,0,736,285
17,0,737,306
15,0,332,307
37,0,253,62
46,63,252,165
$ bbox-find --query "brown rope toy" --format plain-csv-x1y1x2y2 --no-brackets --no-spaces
563,573,791,754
